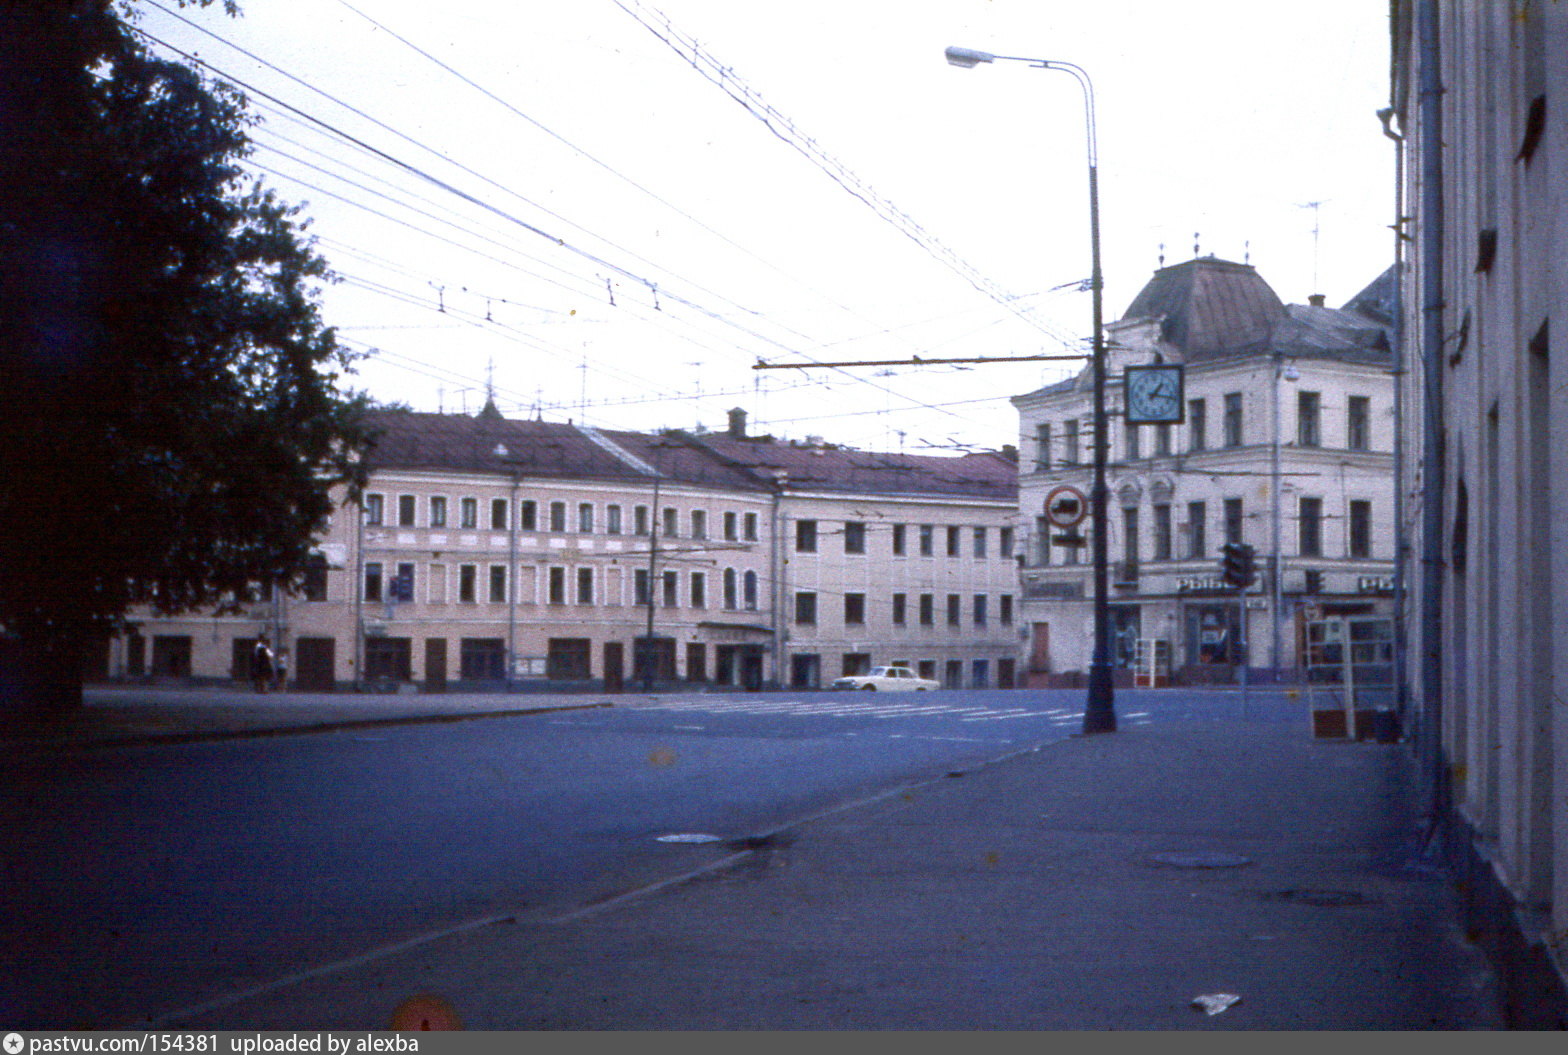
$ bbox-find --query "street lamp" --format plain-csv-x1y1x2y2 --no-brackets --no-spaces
946,44,1115,734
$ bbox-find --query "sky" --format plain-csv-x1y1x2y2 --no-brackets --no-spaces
131,0,1396,455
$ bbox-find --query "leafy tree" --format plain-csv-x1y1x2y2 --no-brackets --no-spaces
0,1,372,712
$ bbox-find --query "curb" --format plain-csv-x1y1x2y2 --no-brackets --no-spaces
2,700,615,751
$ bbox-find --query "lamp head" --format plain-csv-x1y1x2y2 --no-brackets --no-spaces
945,46,995,68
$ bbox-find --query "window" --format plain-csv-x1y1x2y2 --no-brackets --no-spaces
1223,393,1243,447
844,593,866,625
489,565,508,603
429,496,448,528
690,571,706,609
795,591,818,626
302,554,328,601
999,594,1014,626
460,497,477,529
1063,420,1080,464
1124,419,1141,461
578,503,594,533
1152,503,1172,561
398,495,417,527
519,500,537,531
1187,501,1207,559
844,521,866,554
364,494,385,526
1035,422,1053,471
743,512,759,541
364,562,383,602
392,562,415,602
1349,500,1372,558
723,568,738,609
1347,396,1371,451
1299,497,1323,557
973,527,987,558
490,498,508,530
606,505,622,535
946,526,961,557
999,527,1014,559
892,593,907,626
795,519,818,553
460,638,506,681
892,524,907,556
549,501,567,533
662,507,678,538
919,524,934,556
1188,399,1207,451
634,568,650,606
662,570,678,608
946,594,961,627
577,567,594,605
458,564,477,603
973,594,988,627
545,638,591,681
634,505,650,536
690,510,706,539
918,594,934,626
723,511,738,541
1154,423,1172,457
1122,508,1140,566
1223,497,1244,546
743,570,758,610
1298,391,1322,447
1035,516,1052,565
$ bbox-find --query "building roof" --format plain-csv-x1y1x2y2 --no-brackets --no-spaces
690,432,1017,502
1120,256,1287,360
360,410,1016,501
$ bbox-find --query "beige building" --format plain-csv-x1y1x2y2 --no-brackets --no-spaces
691,422,1020,689
1392,1,1568,1024
1012,257,1397,685
107,408,1019,693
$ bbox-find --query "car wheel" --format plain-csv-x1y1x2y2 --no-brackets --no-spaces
861,685,877,691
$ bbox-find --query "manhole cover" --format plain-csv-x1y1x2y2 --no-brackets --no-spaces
1265,888,1375,907
1150,851,1254,869
655,833,724,844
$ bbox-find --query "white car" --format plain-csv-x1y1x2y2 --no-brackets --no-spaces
830,666,939,692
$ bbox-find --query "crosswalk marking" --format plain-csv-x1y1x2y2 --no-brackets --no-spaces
632,695,1065,723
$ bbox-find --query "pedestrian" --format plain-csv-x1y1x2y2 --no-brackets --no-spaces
273,647,289,692
252,635,273,693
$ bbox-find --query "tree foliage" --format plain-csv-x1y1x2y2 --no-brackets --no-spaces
0,1,372,709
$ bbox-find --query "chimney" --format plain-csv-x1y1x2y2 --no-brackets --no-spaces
727,407,748,439
1307,294,1326,307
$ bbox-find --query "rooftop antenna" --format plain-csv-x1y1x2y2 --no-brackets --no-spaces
1158,242,1165,268
1299,200,1326,294
1193,232,1201,258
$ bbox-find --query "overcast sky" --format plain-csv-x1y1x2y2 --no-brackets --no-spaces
134,0,1395,454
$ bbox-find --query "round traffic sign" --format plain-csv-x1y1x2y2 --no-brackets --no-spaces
1044,485,1088,529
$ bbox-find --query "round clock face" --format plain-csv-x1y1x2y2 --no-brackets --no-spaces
1126,367,1182,423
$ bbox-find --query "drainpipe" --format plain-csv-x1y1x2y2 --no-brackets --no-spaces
506,471,519,692
1378,104,1410,733
1417,0,1447,824
353,495,365,693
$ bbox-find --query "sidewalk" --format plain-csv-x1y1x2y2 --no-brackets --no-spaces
146,715,1502,1030
0,686,620,748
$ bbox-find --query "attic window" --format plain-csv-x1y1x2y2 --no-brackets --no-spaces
1475,228,1498,273
1518,94,1546,164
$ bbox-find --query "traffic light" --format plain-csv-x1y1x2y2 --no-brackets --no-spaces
1219,542,1257,588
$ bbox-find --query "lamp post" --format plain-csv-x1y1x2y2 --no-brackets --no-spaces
946,45,1115,733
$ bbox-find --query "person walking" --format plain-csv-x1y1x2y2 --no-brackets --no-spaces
252,635,274,693
273,646,290,692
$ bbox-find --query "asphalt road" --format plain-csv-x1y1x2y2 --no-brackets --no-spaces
3,687,1308,1028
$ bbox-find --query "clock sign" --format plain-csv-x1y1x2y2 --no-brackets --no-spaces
1123,364,1186,425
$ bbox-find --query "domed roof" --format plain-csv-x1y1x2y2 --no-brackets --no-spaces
1120,256,1286,361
